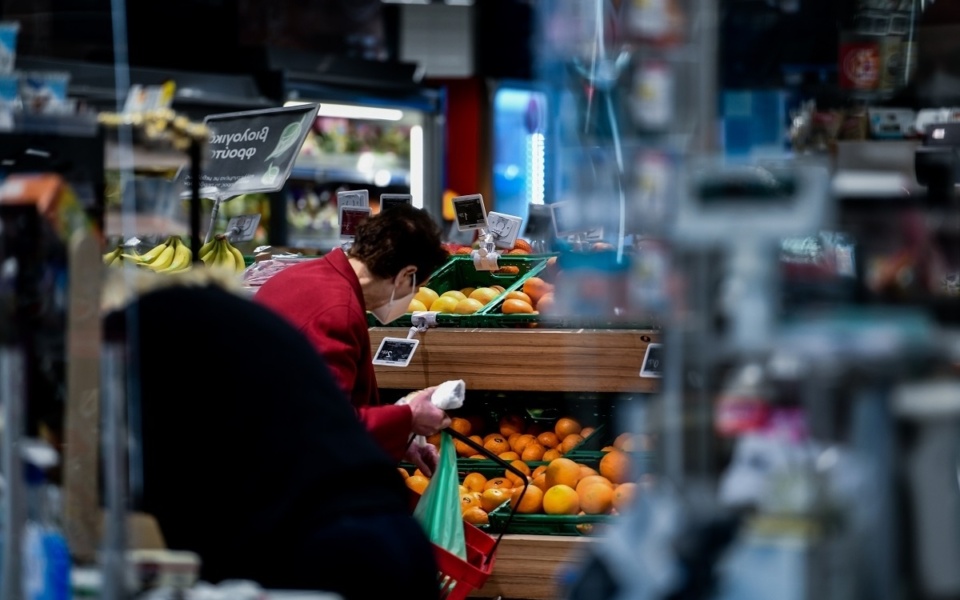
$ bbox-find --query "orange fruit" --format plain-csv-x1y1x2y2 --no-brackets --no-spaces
441,290,467,301
505,460,532,487
484,477,512,491
544,256,559,281
491,285,506,293
579,465,599,479
613,432,633,450
507,432,522,447
406,475,430,495
398,468,410,480
613,482,637,512
459,287,476,297
495,266,520,275
469,434,483,447
480,488,510,512
560,434,585,454
543,484,580,515
555,417,582,440
413,469,427,478
426,433,441,447
601,446,616,452
545,458,581,489
521,443,545,462
502,298,535,314
469,454,487,460
580,426,596,439
507,248,530,255
408,298,427,312
484,435,511,456
450,417,472,436
578,483,614,515
484,432,501,445
510,484,544,514
542,448,562,462
536,292,555,313
512,239,533,253
461,492,483,513
462,506,489,525
532,465,548,478
537,431,560,449
469,287,500,305
599,450,632,484
499,414,526,437
454,298,484,314
504,290,533,305
512,433,536,454
531,473,549,492
455,246,473,255
429,296,459,313
576,475,614,494
498,451,520,461
414,287,439,307
463,472,487,493
522,276,553,306
454,438,478,457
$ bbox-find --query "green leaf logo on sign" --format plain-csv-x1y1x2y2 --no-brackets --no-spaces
264,122,303,162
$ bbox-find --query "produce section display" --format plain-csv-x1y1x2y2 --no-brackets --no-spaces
402,408,653,536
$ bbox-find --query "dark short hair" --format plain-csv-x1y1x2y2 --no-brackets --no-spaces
348,204,447,282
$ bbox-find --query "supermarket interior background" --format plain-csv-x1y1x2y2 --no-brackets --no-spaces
3,0,960,599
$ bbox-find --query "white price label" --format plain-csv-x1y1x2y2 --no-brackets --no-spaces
640,343,663,378
372,337,420,367
487,211,524,249
338,189,369,209
224,214,262,243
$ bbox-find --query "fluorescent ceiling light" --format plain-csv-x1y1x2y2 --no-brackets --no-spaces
283,100,403,121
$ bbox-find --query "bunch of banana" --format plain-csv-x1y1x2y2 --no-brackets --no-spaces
102,245,136,268
126,235,193,274
199,234,246,274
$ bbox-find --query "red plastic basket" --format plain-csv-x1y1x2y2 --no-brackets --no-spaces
435,520,498,599
411,429,530,599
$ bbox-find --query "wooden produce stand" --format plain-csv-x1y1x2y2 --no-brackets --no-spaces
370,326,661,600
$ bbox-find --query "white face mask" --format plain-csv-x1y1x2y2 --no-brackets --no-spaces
371,272,416,325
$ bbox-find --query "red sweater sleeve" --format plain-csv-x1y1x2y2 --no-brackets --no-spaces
305,305,413,460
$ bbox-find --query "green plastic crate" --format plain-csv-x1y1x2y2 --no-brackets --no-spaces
367,255,547,328
486,500,615,536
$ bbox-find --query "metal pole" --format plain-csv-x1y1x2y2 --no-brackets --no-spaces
1,347,25,600
189,140,202,262
100,343,128,600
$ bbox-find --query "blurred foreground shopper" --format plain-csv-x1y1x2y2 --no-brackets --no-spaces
255,204,451,474
103,272,439,599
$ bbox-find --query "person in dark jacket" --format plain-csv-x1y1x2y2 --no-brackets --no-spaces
103,276,439,599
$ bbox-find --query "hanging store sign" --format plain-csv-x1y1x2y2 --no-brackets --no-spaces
176,103,318,201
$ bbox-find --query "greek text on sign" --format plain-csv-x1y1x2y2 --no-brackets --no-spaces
176,103,318,201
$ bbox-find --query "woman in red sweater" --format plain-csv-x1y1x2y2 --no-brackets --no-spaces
256,204,451,474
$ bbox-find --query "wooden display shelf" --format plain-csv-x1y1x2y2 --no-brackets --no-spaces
468,533,594,599
370,328,661,393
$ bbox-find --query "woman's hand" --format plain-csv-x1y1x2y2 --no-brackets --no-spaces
407,386,451,436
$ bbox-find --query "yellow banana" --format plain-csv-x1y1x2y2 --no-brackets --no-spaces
145,239,177,271
215,240,236,272
102,247,122,265
225,240,245,273
138,237,173,264
157,238,192,273
199,238,218,259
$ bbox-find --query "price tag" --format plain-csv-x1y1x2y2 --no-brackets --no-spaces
372,337,420,367
339,206,371,242
551,200,603,239
380,193,412,212
487,211,524,249
640,343,663,378
175,103,318,200
224,214,262,243
338,189,369,209
453,194,488,231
